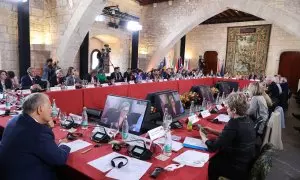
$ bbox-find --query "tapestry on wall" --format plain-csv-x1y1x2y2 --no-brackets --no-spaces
225,24,271,75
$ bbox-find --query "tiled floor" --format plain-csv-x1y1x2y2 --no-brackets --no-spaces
267,98,300,180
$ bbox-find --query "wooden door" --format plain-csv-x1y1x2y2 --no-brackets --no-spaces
278,51,300,93
204,51,218,75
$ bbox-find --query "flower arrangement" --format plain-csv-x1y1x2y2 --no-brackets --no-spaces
211,87,219,99
180,91,201,109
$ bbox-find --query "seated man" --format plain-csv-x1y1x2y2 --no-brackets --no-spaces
0,93,71,180
20,67,43,89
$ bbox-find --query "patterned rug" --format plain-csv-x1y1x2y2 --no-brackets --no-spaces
225,24,272,76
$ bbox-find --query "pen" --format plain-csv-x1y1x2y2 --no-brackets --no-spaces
81,148,92,154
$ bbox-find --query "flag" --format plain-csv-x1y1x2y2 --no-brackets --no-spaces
176,57,183,72
158,57,166,70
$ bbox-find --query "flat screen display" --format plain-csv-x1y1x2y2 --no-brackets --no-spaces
100,95,149,133
133,147,144,154
95,133,104,139
156,91,184,118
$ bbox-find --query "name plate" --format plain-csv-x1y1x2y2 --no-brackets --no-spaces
101,83,109,87
86,84,95,88
0,93,3,99
141,80,147,83
163,79,168,82
200,110,211,118
216,105,223,110
50,87,61,92
188,114,199,124
158,79,163,82
148,126,165,141
21,89,31,95
147,79,153,83
129,81,135,84
115,82,122,86
175,78,179,80
231,78,237,80
66,86,75,90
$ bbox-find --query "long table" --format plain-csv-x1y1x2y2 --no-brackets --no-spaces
0,113,225,180
44,78,252,112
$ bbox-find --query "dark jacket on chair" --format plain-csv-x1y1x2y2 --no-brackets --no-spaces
206,116,256,180
0,114,70,180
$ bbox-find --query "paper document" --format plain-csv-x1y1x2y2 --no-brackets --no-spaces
183,137,207,151
173,150,209,167
106,154,152,180
0,104,5,109
153,137,183,152
61,140,91,153
88,152,121,172
216,114,230,123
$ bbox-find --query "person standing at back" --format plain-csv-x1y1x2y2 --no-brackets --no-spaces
0,93,71,180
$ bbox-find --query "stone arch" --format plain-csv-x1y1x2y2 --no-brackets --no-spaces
146,0,300,71
56,0,107,68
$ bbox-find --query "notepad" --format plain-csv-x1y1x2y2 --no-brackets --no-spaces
61,140,91,153
183,137,208,151
173,150,209,167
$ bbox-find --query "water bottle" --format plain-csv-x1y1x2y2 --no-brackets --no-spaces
221,92,225,105
51,99,59,118
189,101,195,116
215,93,220,104
121,115,129,140
163,129,172,156
46,81,50,91
5,93,11,111
163,108,172,130
81,107,88,129
19,91,25,106
201,98,207,110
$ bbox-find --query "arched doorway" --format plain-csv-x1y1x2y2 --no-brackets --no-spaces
278,51,300,93
204,51,218,75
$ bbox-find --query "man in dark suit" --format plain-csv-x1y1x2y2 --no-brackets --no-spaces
0,93,71,180
50,69,66,87
110,67,123,82
20,67,43,89
123,68,131,82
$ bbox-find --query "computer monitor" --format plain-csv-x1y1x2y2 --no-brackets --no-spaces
99,95,150,134
155,91,185,118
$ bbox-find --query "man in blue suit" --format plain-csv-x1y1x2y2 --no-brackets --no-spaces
20,67,43,89
0,93,70,180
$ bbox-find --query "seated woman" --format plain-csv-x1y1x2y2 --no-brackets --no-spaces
65,67,82,86
247,82,269,135
0,70,13,92
50,69,65,87
200,92,256,180
7,71,19,89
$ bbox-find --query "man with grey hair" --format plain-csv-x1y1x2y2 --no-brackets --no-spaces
0,93,70,180
20,67,43,90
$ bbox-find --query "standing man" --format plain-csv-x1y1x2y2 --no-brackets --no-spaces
42,58,55,81
0,93,71,180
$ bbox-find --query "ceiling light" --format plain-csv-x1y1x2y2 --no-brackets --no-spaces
186,0,189,2
168,0,173,5
127,21,142,32
153,3,157,8
95,15,105,22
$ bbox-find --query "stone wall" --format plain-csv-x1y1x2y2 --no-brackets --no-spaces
0,1,18,74
139,0,300,72
185,21,300,75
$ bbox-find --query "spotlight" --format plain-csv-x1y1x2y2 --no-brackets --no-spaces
168,0,172,5
127,21,142,32
153,3,157,8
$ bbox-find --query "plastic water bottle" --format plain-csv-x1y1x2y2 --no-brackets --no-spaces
189,101,195,116
46,81,50,91
163,129,172,156
215,93,220,104
19,91,25,106
221,92,225,104
81,107,88,129
5,93,11,111
201,98,207,110
163,108,172,130
121,115,129,140
51,99,59,118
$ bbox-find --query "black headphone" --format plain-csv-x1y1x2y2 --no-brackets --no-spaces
67,132,83,141
111,156,128,169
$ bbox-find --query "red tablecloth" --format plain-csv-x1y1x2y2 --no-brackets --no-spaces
127,81,179,100
83,85,129,109
45,89,84,114
0,114,225,180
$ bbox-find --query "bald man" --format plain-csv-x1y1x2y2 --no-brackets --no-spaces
0,93,70,180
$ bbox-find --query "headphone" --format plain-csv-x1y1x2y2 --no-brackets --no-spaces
67,132,83,141
111,156,128,169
